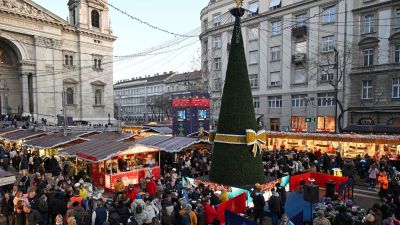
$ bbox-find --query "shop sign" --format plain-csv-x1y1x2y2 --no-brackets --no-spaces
358,118,374,125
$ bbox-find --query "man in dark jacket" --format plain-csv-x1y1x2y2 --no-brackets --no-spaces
48,192,67,224
69,202,89,225
251,184,265,224
92,199,108,225
23,204,43,225
268,188,281,225
50,156,61,177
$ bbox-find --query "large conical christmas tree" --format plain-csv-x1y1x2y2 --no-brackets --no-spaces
209,5,264,186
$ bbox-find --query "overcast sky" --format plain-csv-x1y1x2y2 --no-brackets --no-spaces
32,0,209,82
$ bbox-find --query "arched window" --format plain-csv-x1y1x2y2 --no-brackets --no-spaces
98,59,101,69
64,55,69,65
95,89,102,105
66,88,74,105
69,56,73,66
91,10,100,28
0,47,13,65
94,59,97,68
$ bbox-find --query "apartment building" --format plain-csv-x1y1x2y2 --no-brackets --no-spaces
113,72,173,123
347,0,400,133
200,0,353,132
113,71,203,123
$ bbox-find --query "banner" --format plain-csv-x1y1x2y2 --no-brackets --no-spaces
290,211,304,225
225,210,258,225
217,192,246,224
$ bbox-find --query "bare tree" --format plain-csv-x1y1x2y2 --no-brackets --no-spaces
306,44,352,133
148,94,172,120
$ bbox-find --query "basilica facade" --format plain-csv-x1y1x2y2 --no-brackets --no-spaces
0,0,116,124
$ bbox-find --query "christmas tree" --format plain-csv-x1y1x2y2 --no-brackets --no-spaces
209,4,264,186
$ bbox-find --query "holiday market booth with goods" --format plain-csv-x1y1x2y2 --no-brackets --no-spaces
266,132,400,159
135,135,211,169
22,132,94,156
0,129,48,149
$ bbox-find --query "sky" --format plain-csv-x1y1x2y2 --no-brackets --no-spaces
32,0,209,82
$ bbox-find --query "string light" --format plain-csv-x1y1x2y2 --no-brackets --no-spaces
101,0,197,38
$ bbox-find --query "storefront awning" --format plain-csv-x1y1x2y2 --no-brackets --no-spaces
76,141,134,162
343,125,400,134
0,169,15,186
59,132,134,157
1,130,47,142
142,126,173,135
0,127,21,136
23,133,83,149
267,131,400,145
136,136,210,153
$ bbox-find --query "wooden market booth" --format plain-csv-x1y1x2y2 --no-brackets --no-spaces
135,135,211,168
122,125,173,137
266,131,400,159
60,132,160,191
0,130,48,149
22,132,94,156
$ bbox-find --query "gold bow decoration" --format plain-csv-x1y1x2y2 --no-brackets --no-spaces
245,129,267,157
208,129,267,157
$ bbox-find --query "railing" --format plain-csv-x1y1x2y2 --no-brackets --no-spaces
292,25,307,38
352,63,400,74
292,53,307,64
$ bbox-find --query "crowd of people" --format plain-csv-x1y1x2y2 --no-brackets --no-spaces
0,141,400,225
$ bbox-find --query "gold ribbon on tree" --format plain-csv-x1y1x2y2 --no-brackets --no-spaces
209,129,267,157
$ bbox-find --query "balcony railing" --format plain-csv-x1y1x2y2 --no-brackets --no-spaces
292,25,307,38
292,53,307,64
352,63,400,74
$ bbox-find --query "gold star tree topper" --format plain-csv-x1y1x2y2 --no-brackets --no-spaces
235,0,243,7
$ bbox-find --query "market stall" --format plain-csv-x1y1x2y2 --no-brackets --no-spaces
60,132,159,191
77,143,160,192
136,135,211,168
23,133,88,156
0,130,47,149
266,132,400,159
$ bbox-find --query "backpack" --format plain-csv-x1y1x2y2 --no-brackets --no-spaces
38,197,48,212
135,204,143,214
182,210,190,225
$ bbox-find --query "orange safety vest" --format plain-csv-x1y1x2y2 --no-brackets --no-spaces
378,173,389,190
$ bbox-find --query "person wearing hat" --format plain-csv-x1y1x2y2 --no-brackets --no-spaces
313,210,330,225
145,177,158,197
92,198,108,225
202,197,217,225
179,203,197,225
125,184,138,202
131,194,146,215
251,183,265,225
113,177,125,199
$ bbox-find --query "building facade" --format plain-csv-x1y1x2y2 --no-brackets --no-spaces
0,0,116,124
200,0,353,132
347,0,400,133
114,72,173,123
113,71,204,124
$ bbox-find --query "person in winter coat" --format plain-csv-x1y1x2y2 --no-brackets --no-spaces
107,206,121,225
251,184,266,225
19,171,30,193
268,188,281,225
126,184,138,202
143,200,156,225
202,197,217,225
145,178,158,197
68,202,89,225
10,201,25,225
48,192,67,224
49,156,61,177
19,155,29,175
333,206,352,225
313,210,331,225
23,204,43,225
115,200,130,225
378,171,389,200
131,194,146,214
92,199,108,225
179,204,197,225
133,203,147,225
195,204,205,225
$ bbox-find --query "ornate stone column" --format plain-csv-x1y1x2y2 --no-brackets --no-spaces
21,73,30,116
